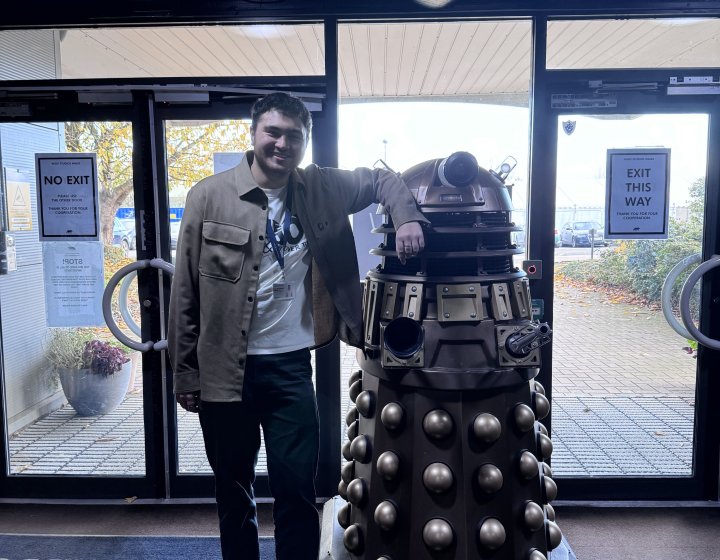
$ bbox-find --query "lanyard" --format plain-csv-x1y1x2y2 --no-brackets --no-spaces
265,186,293,270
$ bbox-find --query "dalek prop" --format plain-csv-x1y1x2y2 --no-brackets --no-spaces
337,152,560,560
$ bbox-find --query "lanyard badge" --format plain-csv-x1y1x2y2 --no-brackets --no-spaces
265,187,295,301
265,186,294,271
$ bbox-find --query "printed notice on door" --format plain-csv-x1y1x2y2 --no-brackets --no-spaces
605,148,671,239
43,242,105,327
4,168,33,231
36,153,100,241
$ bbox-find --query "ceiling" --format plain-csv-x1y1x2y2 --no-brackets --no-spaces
56,18,720,105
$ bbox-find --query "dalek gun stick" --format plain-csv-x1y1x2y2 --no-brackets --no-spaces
337,151,561,560
505,323,553,359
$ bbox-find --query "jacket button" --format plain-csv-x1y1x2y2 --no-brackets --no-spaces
253,265,259,271
241,330,247,337
259,235,264,241
248,296,254,302
262,205,267,210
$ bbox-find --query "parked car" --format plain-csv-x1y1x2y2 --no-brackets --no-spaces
118,218,137,249
560,221,607,247
511,228,562,249
170,220,181,250
112,217,136,251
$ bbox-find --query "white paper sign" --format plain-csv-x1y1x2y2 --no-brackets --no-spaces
605,148,671,239
5,234,17,273
4,168,33,231
43,242,105,327
36,153,100,241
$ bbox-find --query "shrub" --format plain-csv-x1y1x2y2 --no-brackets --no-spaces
45,328,95,371
559,179,704,312
46,328,130,376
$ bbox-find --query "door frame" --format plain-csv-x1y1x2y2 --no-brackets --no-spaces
0,96,158,499
149,79,340,499
527,65,720,501
0,77,341,500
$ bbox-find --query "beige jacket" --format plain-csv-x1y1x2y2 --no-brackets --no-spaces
168,152,428,401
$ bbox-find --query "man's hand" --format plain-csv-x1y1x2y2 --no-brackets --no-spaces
395,221,425,265
176,391,201,413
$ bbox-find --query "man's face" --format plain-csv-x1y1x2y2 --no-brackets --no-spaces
251,110,308,181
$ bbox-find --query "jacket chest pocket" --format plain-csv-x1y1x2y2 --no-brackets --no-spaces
199,221,251,282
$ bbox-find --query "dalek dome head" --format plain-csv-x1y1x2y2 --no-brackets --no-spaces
400,151,517,212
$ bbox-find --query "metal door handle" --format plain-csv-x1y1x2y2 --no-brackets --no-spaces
102,258,175,352
661,253,701,340
679,254,720,350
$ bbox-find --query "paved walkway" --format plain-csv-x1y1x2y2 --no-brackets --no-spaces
8,279,699,478
549,281,696,475
553,282,696,397
9,395,146,476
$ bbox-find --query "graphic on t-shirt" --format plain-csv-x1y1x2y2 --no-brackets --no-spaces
249,198,314,353
264,214,307,259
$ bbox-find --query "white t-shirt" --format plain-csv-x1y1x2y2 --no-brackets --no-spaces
247,186,314,354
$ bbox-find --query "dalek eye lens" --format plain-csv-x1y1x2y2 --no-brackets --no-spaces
438,151,478,187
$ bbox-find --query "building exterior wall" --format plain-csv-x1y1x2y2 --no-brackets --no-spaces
0,30,64,432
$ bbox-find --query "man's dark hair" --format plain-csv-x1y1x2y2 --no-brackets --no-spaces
251,92,312,135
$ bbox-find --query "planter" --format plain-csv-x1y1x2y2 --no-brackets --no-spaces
58,360,132,416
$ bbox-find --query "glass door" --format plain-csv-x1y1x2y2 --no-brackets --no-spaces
552,113,707,478
156,91,340,499
0,84,333,500
163,117,255,481
0,116,155,498
533,85,720,500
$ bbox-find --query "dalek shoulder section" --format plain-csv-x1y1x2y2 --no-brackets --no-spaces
361,151,551,389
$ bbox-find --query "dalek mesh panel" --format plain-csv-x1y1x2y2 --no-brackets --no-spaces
338,152,560,560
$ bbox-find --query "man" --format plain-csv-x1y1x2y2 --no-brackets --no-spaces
168,92,427,560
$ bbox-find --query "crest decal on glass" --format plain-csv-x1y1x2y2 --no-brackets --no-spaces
562,120,576,135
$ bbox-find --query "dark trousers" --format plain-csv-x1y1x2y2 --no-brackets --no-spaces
199,348,320,560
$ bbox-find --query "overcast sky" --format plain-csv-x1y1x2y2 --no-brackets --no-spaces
335,102,708,213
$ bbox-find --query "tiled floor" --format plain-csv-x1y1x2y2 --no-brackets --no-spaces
1,503,720,560
7,279,698,478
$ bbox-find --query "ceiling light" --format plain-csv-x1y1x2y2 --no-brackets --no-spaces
414,0,454,8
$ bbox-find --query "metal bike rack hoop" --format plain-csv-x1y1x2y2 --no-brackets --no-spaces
102,258,175,352
679,254,720,351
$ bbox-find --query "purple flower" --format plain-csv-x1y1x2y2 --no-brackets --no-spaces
82,340,130,376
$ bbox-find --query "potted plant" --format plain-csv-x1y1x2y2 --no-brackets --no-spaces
46,328,132,416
